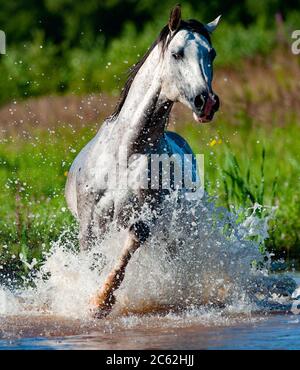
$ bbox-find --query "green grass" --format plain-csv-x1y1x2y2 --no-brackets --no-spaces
179,119,300,262
0,116,300,277
0,126,96,277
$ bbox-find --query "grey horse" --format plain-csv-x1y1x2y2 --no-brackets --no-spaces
65,5,220,316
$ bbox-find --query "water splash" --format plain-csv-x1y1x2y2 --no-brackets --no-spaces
0,192,297,320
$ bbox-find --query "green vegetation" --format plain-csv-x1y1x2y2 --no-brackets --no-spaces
1,117,300,276
0,1,299,105
181,121,300,263
0,1,299,277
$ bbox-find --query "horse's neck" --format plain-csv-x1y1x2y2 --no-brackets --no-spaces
114,45,173,153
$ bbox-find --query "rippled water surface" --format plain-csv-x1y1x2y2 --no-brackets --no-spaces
0,310,300,349
1,273,300,350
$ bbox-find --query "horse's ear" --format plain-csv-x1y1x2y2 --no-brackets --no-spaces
168,4,182,33
205,15,222,33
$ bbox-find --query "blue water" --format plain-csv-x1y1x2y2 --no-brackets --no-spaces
0,312,299,350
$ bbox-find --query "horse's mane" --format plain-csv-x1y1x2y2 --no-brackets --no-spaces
110,19,211,119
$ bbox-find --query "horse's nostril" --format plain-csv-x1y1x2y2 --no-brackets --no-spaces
194,94,204,110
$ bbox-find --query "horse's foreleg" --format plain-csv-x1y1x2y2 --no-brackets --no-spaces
91,221,150,318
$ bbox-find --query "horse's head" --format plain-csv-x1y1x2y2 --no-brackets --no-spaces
160,5,221,123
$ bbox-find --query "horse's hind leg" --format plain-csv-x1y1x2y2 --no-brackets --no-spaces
91,221,150,317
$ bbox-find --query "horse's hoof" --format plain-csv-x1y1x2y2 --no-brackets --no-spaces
90,294,116,319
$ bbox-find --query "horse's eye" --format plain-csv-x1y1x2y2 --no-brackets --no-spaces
209,48,216,61
172,49,184,60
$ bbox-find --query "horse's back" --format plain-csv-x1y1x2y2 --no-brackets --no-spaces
164,131,195,156
163,131,198,184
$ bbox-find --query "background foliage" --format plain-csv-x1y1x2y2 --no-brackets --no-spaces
0,1,300,276
0,0,300,104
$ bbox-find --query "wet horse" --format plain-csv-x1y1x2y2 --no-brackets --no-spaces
65,5,221,316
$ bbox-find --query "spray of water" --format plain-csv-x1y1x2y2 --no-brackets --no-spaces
0,192,297,321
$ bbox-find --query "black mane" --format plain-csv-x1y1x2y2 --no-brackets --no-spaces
110,19,211,119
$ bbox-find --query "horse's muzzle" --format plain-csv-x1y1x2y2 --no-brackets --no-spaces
193,92,219,123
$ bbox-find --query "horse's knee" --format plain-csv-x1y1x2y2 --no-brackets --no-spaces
129,221,150,244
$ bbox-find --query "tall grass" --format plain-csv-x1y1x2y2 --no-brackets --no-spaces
221,147,278,210
179,119,300,263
